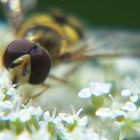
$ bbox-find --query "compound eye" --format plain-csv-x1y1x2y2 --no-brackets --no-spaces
3,39,35,69
4,39,52,84
29,43,52,84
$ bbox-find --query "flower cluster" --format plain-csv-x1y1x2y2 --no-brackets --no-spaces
79,81,112,98
78,79,140,139
79,81,112,110
0,77,109,140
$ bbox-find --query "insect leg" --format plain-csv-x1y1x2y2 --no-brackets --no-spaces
63,63,80,78
49,74,68,84
60,46,140,62
30,83,49,99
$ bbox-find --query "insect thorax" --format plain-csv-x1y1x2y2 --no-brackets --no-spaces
16,14,84,65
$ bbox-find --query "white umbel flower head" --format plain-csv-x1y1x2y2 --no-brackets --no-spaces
79,81,112,99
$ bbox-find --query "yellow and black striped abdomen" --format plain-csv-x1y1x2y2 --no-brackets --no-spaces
50,9,84,44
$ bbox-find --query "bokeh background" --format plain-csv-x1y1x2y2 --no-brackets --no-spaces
0,0,140,29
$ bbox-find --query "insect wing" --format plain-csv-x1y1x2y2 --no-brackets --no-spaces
65,29,140,61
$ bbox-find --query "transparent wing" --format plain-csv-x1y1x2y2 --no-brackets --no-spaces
64,28,140,61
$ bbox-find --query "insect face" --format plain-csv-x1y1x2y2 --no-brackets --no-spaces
3,39,52,85
8,54,31,85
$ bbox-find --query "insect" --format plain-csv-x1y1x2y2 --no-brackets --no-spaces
1,0,140,89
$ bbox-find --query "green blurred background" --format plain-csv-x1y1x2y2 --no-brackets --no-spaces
0,0,140,29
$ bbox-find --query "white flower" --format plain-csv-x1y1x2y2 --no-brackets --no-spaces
7,106,43,122
27,106,43,117
78,116,88,127
0,101,14,110
0,70,11,88
130,95,139,102
96,100,138,122
78,88,91,99
43,111,51,121
121,88,140,103
67,127,91,140
58,113,75,124
32,129,50,140
67,127,109,140
7,112,19,121
18,132,31,140
79,81,112,99
90,81,112,96
56,108,88,128
7,109,31,122
122,101,137,112
6,87,17,96
121,89,131,97
112,109,126,119
0,131,15,140
96,108,113,118
18,109,31,122
121,77,140,102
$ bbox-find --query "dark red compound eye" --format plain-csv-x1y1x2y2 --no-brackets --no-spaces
3,39,52,84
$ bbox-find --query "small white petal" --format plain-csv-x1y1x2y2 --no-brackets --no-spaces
101,83,112,93
19,110,31,122
78,116,88,127
27,106,43,116
96,108,113,118
0,112,4,117
113,109,126,118
90,82,112,96
123,101,137,112
58,113,74,124
121,89,131,97
78,88,91,98
92,92,103,96
6,87,17,96
35,107,43,116
8,113,18,121
0,101,14,110
18,132,31,140
130,95,139,102
0,92,5,101
43,111,51,121
0,131,15,140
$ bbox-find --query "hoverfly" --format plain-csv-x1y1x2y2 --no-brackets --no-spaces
0,0,140,91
